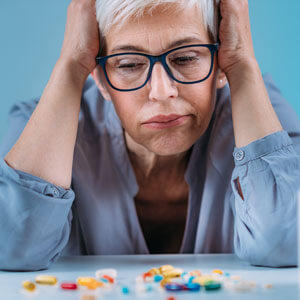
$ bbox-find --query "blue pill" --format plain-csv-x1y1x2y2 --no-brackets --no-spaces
188,276,196,284
121,286,130,294
164,283,185,292
184,282,201,291
154,275,164,282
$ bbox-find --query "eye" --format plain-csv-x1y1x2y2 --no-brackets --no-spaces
172,56,199,65
117,62,145,69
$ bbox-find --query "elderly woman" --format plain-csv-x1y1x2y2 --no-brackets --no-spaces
0,0,299,271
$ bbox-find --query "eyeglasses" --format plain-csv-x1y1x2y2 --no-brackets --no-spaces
96,43,219,92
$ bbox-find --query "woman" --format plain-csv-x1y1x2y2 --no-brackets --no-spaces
0,0,299,271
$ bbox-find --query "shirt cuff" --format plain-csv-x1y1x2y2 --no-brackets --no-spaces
232,130,293,166
0,158,73,199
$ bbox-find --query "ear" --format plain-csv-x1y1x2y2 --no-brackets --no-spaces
216,69,227,89
91,66,112,101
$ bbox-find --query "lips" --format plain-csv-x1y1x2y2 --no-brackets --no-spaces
143,114,187,124
142,114,191,130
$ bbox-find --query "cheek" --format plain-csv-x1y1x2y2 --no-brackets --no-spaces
109,89,144,131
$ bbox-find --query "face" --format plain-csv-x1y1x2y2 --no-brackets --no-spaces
94,5,226,156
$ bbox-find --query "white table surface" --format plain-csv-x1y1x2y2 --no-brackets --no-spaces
0,254,298,299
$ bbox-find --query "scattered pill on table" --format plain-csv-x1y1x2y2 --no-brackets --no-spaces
60,282,78,290
35,275,57,285
22,281,36,292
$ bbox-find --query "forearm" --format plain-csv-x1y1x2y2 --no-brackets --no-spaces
227,59,282,148
4,58,88,189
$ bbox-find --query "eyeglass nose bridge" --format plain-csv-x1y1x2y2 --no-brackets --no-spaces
146,54,174,83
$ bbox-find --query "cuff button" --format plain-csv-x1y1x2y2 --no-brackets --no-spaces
235,150,245,161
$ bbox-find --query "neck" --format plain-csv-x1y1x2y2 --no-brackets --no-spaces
124,131,191,182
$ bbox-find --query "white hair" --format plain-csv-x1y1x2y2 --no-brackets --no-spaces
95,0,220,43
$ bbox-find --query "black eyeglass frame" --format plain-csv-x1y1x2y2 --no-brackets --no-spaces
95,43,219,92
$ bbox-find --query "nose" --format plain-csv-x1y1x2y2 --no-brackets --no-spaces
148,63,178,101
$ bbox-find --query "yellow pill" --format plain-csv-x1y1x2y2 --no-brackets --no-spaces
193,275,214,286
148,268,161,275
86,280,99,290
77,277,97,286
160,278,172,287
22,281,36,292
35,275,57,285
159,265,174,273
212,269,223,275
163,268,183,278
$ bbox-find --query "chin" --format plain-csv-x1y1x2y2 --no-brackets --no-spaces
147,136,194,156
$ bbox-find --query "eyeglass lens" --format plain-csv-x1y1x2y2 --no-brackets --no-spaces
105,46,212,90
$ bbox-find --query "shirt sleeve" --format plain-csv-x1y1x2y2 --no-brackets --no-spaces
231,130,300,267
0,99,75,271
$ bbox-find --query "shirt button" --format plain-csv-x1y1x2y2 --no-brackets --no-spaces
235,150,245,161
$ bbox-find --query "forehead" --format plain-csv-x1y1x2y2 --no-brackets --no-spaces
105,5,209,55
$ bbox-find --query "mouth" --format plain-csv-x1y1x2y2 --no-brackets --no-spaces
142,114,192,129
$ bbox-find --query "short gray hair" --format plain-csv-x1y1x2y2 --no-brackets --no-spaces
95,0,220,44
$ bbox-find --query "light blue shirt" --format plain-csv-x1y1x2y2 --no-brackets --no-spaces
0,74,299,271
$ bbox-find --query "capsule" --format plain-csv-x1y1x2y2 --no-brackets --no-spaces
159,265,174,273
35,275,57,285
163,268,183,278
61,282,78,290
22,281,36,292
212,269,223,275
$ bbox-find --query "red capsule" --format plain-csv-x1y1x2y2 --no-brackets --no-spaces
61,282,78,290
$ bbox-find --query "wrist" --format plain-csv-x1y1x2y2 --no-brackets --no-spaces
225,58,260,88
56,56,91,87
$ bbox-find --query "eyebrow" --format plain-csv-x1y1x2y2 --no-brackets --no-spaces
110,37,207,54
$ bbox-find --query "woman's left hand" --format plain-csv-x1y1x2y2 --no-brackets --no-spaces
218,0,256,79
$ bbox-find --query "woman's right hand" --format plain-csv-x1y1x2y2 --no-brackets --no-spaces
60,0,100,78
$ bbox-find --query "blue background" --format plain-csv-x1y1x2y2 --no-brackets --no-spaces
0,0,299,144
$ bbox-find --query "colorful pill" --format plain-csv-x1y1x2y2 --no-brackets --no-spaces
148,268,160,275
121,285,130,294
102,275,114,284
204,281,222,291
61,282,78,290
159,265,174,273
164,283,186,292
184,282,201,291
22,281,36,292
77,277,98,287
154,274,164,282
189,270,202,276
212,269,223,275
35,275,57,285
163,268,183,278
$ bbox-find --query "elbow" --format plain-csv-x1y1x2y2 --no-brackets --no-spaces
234,226,297,268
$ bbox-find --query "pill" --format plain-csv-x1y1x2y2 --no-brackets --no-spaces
160,278,172,288
121,286,130,294
167,297,176,300
163,268,183,278
204,281,222,291
61,282,78,290
148,268,161,275
95,268,117,279
212,269,223,275
184,282,201,291
102,275,114,284
159,265,174,273
165,283,187,292
154,274,164,282
22,281,36,292
77,277,100,288
35,275,57,285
